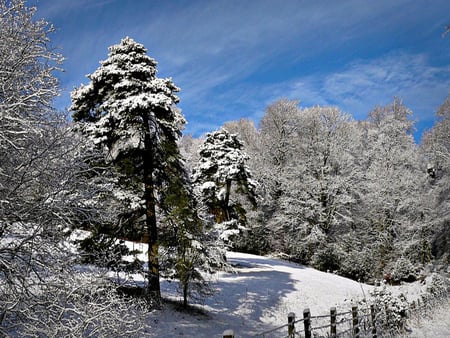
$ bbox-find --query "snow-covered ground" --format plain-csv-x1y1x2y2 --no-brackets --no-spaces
142,251,449,338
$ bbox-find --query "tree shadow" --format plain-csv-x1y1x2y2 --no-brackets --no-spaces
152,253,305,337
202,253,302,336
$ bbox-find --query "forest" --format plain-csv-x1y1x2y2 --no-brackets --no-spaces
0,0,448,336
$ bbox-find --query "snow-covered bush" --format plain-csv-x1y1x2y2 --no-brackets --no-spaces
1,271,150,337
310,244,342,272
392,256,417,282
232,224,272,255
338,248,375,283
370,286,409,333
425,273,447,299
288,224,327,264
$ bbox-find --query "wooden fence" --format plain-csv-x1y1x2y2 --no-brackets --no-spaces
222,305,375,338
221,293,448,338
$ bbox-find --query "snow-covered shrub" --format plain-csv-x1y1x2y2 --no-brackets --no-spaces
310,244,342,272
339,248,375,283
212,220,242,248
370,286,409,333
392,256,417,282
232,224,272,255
425,273,447,299
289,224,327,264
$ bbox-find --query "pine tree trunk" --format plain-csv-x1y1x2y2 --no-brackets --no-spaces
146,201,160,304
143,117,161,304
183,282,188,308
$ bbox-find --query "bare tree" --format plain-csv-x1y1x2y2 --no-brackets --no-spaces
1,1,151,335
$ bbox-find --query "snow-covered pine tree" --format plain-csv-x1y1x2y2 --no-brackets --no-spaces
70,37,186,302
192,129,257,246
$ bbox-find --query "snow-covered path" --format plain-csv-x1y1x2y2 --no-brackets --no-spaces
149,252,378,337
114,244,448,337
148,251,449,337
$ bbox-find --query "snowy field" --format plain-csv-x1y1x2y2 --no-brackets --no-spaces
137,251,449,338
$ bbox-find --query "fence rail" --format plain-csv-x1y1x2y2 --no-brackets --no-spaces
221,292,448,338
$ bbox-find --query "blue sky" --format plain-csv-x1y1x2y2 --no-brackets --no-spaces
33,0,449,141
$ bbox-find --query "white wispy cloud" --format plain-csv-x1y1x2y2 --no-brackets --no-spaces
290,52,449,120
183,51,449,135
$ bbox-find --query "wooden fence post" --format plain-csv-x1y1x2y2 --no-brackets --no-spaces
303,308,311,338
223,329,234,338
330,307,337,338
370,304,377,338
352,305,360,338
288,312,295,338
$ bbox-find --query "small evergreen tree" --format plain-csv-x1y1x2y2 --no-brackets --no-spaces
159,166,220,308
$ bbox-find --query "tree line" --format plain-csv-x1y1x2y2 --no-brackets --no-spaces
187,95,448,286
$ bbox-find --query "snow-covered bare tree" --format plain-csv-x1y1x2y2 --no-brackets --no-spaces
0,0,61,329
421,93,450,263
192,129,257,246
256,99,301,238
222,118,260,158
0,1,151,335
422,94,450,179
259,98,300,168
71,37,188,303
275,106,358,264
353,98,425,279
179,134,203,174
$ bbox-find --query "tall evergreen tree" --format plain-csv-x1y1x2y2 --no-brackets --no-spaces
70,37,186,302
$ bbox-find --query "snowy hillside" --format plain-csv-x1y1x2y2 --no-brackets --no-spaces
144,251,448,337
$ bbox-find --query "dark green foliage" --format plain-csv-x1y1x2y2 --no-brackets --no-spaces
310,245,341,272
232,225,272,255
431,220,450,263
163,205,216,307
77,232,142,274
